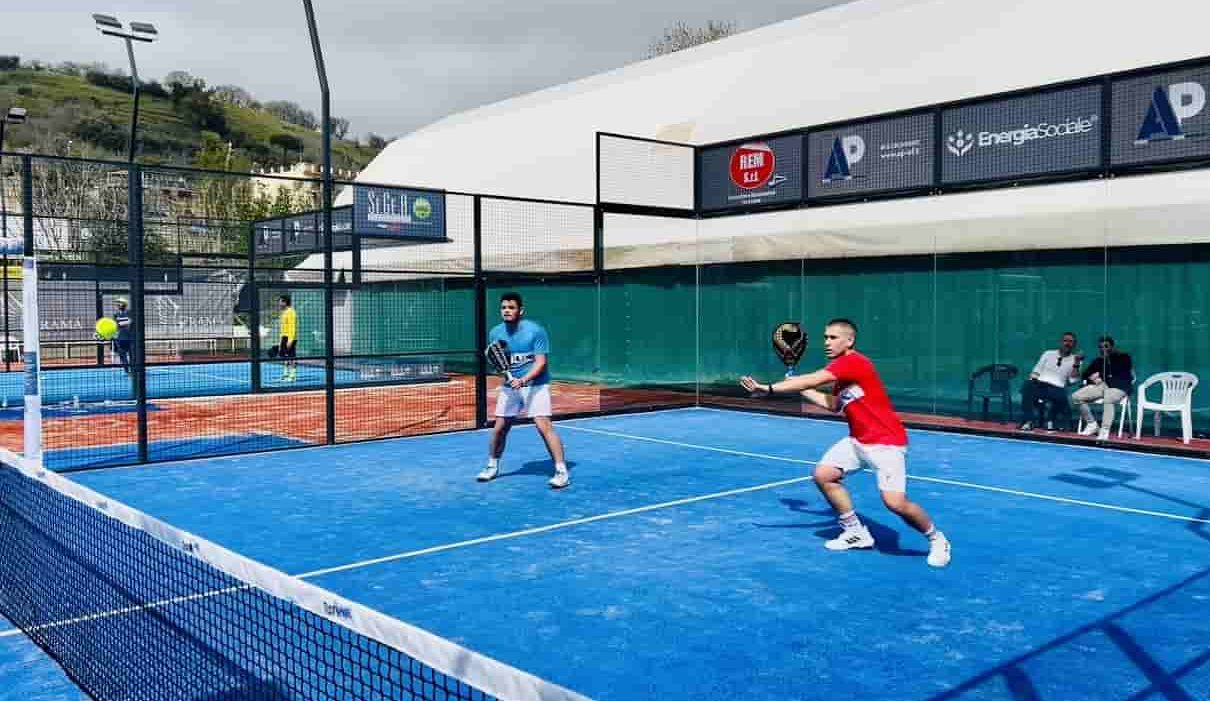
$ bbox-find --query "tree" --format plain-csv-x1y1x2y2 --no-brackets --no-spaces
264,101,319,130
0,56,19,71
329,117,350,140
645,21,736,58
364,133,388,150
176,88,227,133
163,70,201,90
269,132,304,165
212,84,255,108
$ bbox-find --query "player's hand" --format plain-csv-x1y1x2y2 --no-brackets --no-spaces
509,377,526,390
740,376,767,395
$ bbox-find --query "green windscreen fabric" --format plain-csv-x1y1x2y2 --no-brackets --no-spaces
493,244,1207,434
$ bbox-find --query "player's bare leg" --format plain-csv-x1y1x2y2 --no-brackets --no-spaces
533,417,569,489
814,464,874,551
881,491,951,568
879,491,933,532
814,464,855,513
478,417,513,482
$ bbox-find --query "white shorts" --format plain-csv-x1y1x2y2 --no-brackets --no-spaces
494,383,553,418
819,437,908,493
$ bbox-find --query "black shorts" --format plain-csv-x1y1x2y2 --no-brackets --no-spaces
278,338,297,359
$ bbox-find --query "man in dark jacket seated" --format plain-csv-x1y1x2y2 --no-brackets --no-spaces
1072,335,1134,440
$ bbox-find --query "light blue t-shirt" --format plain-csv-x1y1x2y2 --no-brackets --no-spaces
488,319,550,386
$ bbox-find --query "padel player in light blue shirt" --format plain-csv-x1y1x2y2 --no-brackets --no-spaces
478,291,570,489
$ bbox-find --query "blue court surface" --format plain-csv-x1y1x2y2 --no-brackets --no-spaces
2,407,1208,701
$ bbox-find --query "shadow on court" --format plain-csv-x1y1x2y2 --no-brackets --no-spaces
749,497,929,558
1050,467,1210,543
926,568,1210,701
500,459,580,479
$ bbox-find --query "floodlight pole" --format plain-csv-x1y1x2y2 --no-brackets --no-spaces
123,37,141,162
302,0,336,444
1,107,28,373
93,15,156,163
1,108,25,239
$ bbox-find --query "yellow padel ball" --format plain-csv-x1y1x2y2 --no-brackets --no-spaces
95,317,118,340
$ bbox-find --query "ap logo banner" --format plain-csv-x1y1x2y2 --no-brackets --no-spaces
1136,81,1206,144
823,136,865,182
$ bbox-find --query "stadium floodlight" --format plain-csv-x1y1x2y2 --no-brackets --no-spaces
91,13,121,30
91,14,159,161
1,106,28,242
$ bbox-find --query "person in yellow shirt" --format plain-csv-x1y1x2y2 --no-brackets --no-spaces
277,294,298,382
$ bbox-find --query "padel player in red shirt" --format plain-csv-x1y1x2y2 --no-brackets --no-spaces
741,318,951,567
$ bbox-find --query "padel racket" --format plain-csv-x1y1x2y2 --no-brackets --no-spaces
772,322,806,377
485,339,514,383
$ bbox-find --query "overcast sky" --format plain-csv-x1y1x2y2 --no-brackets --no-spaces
2,0,851,139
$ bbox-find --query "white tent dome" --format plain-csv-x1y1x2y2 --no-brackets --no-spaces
355,0,1210,201
326,0,1210,271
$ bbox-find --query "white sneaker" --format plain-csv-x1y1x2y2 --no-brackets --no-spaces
1097,427,1110,441
927,534,952,568
1079,422,1099,437
476,465,498,482
548,469,570,490
825,527,875,551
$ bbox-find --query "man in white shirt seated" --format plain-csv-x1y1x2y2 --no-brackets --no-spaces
1019,332,1083,432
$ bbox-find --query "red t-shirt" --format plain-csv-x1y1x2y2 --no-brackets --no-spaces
825,351,908,447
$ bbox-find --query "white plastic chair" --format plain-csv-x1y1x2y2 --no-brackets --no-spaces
1135,372,1199,444
1077,394,1131,438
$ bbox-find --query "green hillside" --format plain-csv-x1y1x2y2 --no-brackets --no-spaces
0,65,382,171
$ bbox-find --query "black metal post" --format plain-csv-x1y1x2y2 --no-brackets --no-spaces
94,274,104,366
1,124,7,372
302,0,336,445
473,196,487,427
593,206,604,275
2,254,9,373
1,121,7,240
249,223,261,392
21,155,31,270
128,165,148,462
125,37,141,162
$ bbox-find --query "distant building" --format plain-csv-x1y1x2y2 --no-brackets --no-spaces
252,162,357,210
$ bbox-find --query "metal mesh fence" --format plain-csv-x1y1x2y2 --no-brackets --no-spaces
3,151,1207,473
597,133,694,211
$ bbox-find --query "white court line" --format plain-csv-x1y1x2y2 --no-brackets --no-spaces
54,406,702,474
0,472,816,639
560,423,817,465
692,406,1210,463
150,365,246,387
296,473,817,579
907,474,1210,524
0,586,252,638
563,423,1210,525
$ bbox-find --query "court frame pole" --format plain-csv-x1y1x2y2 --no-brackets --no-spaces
473,196,487,427
302,0,336,444
128,164,149,463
